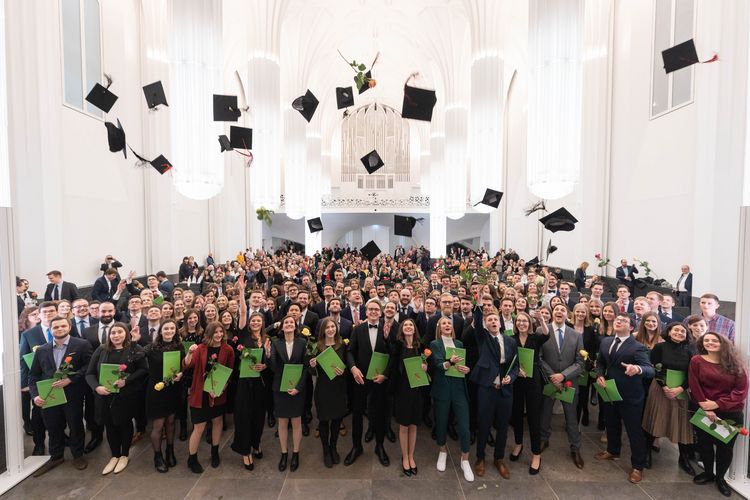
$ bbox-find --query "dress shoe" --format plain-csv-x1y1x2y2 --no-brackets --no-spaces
278,452,288,472
461,460,475,482
211,445,221,468
529,457,542,475
693,472,716,485
540,440,549,453
302,422,310,437
323,447,333,468
364,427,374,443
84,435,102,454
32,445,45,456
290,452,300,472
113,456,128,474
33,457,64,477
651,444,660,453
487,432,495,447
154,452,168,473
386,427,396,443
595,451,620,461
423,415,433,428
436,451,448,471
402,466,413,477
243,457,254,471
187,453,204,474
716,478,732,497
179,420,188,441
474,458,485,477
131,431,144,444
253,449,263,459
102,457,119,475
509,445,523,462
410,466,418,476
644,449,652,469
268,414,276,428
494,458,510,479
72,456,88,470
330,446,340,464
344,447,363,466
165,444,177,467
571,450,584,469
375,444,390,466
628,468,643,484
678,454,696,476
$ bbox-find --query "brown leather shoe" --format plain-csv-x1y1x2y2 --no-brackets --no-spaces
628,468,643,483
494,458,510,479
72,456,88,470
32,457,64,477
595,450,620,461
571,450,584,469
540,440,549,453
474,458,485,477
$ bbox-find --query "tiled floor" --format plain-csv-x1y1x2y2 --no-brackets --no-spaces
2,404,735,500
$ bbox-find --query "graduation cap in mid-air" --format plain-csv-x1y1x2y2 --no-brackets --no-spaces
661,39,718,74
86,74,118,113
218,135,232,152
546,240,558,261
213,94,242,122
292,90,319,122
402,84,437,122
104,119,126,158
360,240,381,261
360,150,384,174
539,207,578,233
336,86,355,109
474,189,503,209
142,81,168,109
394,215,417,237
307,217,323,233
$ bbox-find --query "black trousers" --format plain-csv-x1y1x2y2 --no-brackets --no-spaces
511,377,543,454
303,373,314,421
352,381,386,448
84,386,103,438
576,380,591,423
320,418,342,449
104,413,134,457
467,380,478,433
604,399,647,470
21,390,31,427
476,386,513,460
696,410,743,480
42,396,85,459
677,291,691,309
134,385,147,432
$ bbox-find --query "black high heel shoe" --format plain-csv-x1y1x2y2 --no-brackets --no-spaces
244,456,254,471
529,457,542,475
278,452,288,472
509,445,523,462
253,448,263,459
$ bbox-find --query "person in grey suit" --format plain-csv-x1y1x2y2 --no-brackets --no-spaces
539,304,585,469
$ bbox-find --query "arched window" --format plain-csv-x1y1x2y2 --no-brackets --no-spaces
60,0,103,117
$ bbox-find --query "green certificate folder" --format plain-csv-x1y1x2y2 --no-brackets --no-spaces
36,379,67,408
99,363,122,393
162,351,181,379
445,347,466,378
316,347,346,381
203,363,233,396
517,347,534,378
577,371,589,386
503,328,514,337
690,408,738,444
278,364,304,392
366,352,390,380
182,341,196,352
403,356,429,388
239,348,264,378
666,369,687,400
543,383,575,404
22,352,35,369
593,379,623,402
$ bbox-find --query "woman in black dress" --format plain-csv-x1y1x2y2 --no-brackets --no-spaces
386,318,425,475
268,314,308,472
177,309,203,440
510,311,549,474
85,322,148,475
144,318,185,472
308,317,348,468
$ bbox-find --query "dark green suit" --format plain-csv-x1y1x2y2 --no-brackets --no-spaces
429,338,471,453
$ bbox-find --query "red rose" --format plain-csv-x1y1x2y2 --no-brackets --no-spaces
740,428,749,436
237,344,245,351
232,336,238,343
64,356,72,363
211,353,218,360
564,380,573,388
118,364,127,372
594,253,601,259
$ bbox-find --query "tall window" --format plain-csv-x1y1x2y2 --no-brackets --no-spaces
60,0,102,117
650,0,695,118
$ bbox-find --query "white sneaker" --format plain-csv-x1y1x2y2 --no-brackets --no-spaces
113,456,129,474
102,457,118,475
461,460,475,482
436,451,447,472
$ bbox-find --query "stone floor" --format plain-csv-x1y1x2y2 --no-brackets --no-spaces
2,404,736,500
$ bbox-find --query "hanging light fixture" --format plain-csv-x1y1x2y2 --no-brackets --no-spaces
526,0,584,200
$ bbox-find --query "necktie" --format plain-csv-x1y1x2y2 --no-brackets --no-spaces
496,336,505,363
149,328,155,340
620,304,625,313
79,320,86,334
46,327,52,342
353,308,360,323
107,279,111,294
557,328,564,351
384,321,391,337
610,336,621,355
53,285,59,301
101,325,109,345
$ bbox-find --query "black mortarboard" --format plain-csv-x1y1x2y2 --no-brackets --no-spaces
213,94,241,121
394,215,416,237
401,85,437,121
525,256,539,268
546,240,558,260
538,207,578,232
360,150,384,174
336,86,355,109
218,135,232,152
360,240,381,261
307,217,323,233
476,188,503,209
662,39,699,74
229,126,252,150
150,155,173,175
292,90,319,122
104,119,126,158
142,81,168,109
358,71,372,94
86,83,118,113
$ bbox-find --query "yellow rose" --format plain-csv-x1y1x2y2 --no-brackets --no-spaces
301,328,311,337
32,345,40,352
343,339,350,345
154,382,165,391
579,349,589,360
594,318,601,325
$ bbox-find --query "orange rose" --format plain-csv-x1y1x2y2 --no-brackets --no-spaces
368,79,377,88
423,348,432,358
64,356,72,363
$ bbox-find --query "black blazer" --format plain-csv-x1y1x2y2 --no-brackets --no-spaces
425,313,465,345
616,265,638,283
44,281,80,302
299,309,319,331
20,325,47,388
395,305,417,323
311,301,328,319
28,336,93,401
268,337,308,392
91,276,119,303
659,311,684,324
597,336,654,402
346,322,390,375
16,295,25,318
70,317,98,338
574,268,586,291
469,329,518,396
341,304,366,324
316,316,353,340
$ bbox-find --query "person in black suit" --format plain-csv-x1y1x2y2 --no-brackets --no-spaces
99,255,123,276
70,299,98,338
673,265,693,309
658,294,684,323
595,313,654,484
340,290,366,325
425,293,465,345
247,289,274,327
395,289,417,323
43,270,80,302
414,296,438,339
615,260,638,293
318,298,353,339
297,290,319,331
470,309,518,479
311,282,334,319
574,262,589,291
28,316,93,476
344,299,391,467
92,269,120,303
559,282,576,311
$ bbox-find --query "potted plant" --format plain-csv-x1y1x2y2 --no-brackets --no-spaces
256,207,274,226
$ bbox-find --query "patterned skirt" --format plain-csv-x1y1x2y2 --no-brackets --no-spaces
641,379,694,444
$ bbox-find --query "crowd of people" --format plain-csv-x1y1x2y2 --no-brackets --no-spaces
15,245,747,497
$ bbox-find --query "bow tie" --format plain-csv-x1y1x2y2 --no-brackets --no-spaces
368,324,378,329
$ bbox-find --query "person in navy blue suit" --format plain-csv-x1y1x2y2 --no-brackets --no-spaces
470,308,518,480
594,313,654,484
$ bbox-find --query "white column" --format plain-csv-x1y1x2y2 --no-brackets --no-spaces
283,108,306,220
304,134,322,255
444,107,469,218
429,134,447,256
